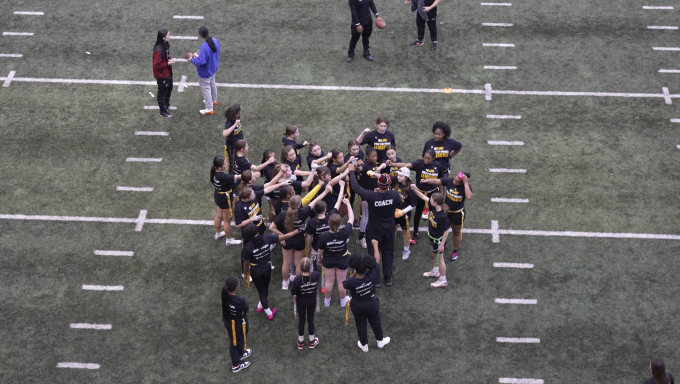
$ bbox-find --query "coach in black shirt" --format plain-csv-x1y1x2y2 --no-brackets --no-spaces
348,0,384,63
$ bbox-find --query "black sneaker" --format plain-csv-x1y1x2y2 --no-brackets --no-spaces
241,349,252,360
385,277,393,286
410,40,424,47
353,220,360,228
159,112,174,118
232,361,251,373
431,41,438,50
375,282,381,288
347,55,354,63
363,52,374,61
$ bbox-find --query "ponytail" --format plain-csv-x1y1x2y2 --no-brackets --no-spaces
199,26,217,52
285,195,302,233
431,193,448,214
237,170,253,195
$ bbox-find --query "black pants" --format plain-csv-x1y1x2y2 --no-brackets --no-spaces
350,298,383,345
251,265,271,309
348,22,373,56
416,9,438,42
366,227,395,284
156,74,173,113
412,189,435,238
227,145,236,175
296,296,316,336
226,318,249,365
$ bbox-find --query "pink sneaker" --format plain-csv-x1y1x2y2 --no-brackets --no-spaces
309,337,319,349
257,307,263,313
267,308,277,320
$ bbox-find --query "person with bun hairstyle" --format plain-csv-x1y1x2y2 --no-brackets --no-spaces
646,359,675,384
291,257,321,349
241,223,303,321
233,140,276,176
385,145,402,188
211,156,241,246
394,167,417,260
343,247,390,352
356,116,396,165
152,29,175,118
221,276,251,373
189,26,220,115
317,199,355,307
421,171,472,260
223,104,244,173
411,188,450,288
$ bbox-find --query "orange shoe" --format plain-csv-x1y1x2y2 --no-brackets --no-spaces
199,109,214,115
213,101,218,106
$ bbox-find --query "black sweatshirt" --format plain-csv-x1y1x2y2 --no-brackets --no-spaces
349,0,379,26
349,170,401,232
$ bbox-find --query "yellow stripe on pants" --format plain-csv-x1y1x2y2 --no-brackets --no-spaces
231,320,236,346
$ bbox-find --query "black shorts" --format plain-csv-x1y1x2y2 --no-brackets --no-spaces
214,192,233,210
447,208,466,226
394,212,412,230
282,236,306,251
428,233,446,254
322,255,349,270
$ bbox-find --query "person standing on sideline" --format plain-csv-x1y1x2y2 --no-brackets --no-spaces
152,29,175,118
348,163,401,287
221,277,251,373
409,0,440,50
190,26,220,115
646,359,675,384
347,0,384,63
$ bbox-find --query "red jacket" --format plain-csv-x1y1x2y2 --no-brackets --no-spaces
153,47,173,79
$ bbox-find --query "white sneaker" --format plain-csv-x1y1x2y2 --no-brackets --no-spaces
226,238,242,246
289,274,296,282
271,264,275,270
377,337,391,349
324,297,331,307
340,296,349,307
356,238,367,248
282,280,290,290
423,270,440,278
214,231,226,240
270,244,276,251
431,279,448,288
241,273,252,282
357,340,368,352
199,109,214,115
402,250,410,260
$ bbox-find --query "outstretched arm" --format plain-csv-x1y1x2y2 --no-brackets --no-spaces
410,184,429,202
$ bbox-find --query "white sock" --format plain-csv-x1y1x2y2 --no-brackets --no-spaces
404,246,410,252
298,335,304,342
309,334,315,342
264,308,272,316
257,301,263,309
433,267,439,274
290,274,296,281
440,276,446,281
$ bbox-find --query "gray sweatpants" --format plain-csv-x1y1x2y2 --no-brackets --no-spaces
197,74,217,111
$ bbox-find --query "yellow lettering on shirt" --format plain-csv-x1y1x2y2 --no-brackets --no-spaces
428,212,437,228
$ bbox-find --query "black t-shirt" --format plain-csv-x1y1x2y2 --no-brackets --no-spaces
396,184,417,210
359,161,378,190
344,149,365,163
318,223,353,260
645,373,675,384
328,163,345,195
291,272,320,298
234,192,266,232
349,0,379,26
342,275,376,302
241,234,279,266
387,156,402,186
305,208,338,250
350,171,401,233
283,158,303,181
224,119,244,147
441,178,472,211
282,137,305,161
412,160,443,193
233,155,253,175
273,206,313,241
221,291,249,323
213,172,237,193
360,130,395,163
423,138,462,173
306,150,327,170
428,208,449,238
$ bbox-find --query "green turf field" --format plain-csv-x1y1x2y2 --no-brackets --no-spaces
1,0,679,382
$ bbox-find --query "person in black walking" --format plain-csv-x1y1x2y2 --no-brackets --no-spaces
409,0,441,50
152,29,175,118
347,0,384,62
221,276,251,373
348,162,401,287
291,257,321,350
343,251,391,352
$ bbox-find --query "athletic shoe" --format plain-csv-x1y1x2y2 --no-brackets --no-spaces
232,362,250,373
324,297,331,307
421,207,429,219
450,251,459,261
385,277,393,286
256,305,263,313
241,349,252,360
214,231,226,240
357,341,369,352
402,250,410,260
346,55,354,63
297,340,305,350
340,296,349,307
409,235,418,245
410,40,424,47
432,41,438,50
377,337,391,349
271,264,275,270
320,287,325,294
356,238,367,248
423,270,440,278
282,280,290,290
363,52,374,61
353,220,360,228
225,238,242,246
267,308,277,320
270,243,276,251
431,279,448,288
241,273,252,282
213,101,218,106
309,337,319,349
159,112,174,118
375,282,381,288
199,109,214,115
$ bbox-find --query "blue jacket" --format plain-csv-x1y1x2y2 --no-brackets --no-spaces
190,38,220,78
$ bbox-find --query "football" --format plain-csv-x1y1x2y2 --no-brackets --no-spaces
376,19,385,29
185,52,192,60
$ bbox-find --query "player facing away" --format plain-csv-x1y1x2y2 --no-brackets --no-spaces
412,188,450,287
221,277,251,373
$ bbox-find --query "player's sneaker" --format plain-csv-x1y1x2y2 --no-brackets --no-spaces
421,206,429,219
282,280,290,290
297,340,305,350
402,250,410,260
357,341,369,352
356,238,367,248
423,269,440,278
450,251,459,261
214,231,226,240
232,362,250,373
324,297,331,307
241,349,252,360
199,109,214,115
410,234,418,245
267,308,277,320
377,337,391,349
410,40,424,47
431,279,448,288
309,337,319,349
431,41,438,51
213,101,218,106
226,238,241,246
340,296,350,307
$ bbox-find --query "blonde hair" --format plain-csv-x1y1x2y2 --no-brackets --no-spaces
285,195,302,233
328,213,342,234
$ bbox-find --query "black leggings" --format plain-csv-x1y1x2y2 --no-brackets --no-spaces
251,265,271,309
296,296,316,336
350,298,383,346
412,189,434,238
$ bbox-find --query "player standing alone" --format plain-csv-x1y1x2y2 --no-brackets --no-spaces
409,0,440,50
347,0,384,62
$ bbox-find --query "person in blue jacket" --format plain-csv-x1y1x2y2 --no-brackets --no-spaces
189,26,221,115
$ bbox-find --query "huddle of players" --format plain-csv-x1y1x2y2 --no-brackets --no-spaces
216,108,472,372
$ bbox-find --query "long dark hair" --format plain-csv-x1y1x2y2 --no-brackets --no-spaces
261,149,275,165
348,254,376,275
211,156,225,185
242,223,263,248
224,103,241,121
154,29,169,50
237,173,252,196
651,359,671,384
199,26,217,52
274,185,293,214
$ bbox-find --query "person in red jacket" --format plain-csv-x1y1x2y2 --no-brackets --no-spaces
152,29,175,118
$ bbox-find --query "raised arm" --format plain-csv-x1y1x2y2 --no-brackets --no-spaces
328,168,350,186
300,170,316,188
461,174,473,200
385,160,411,169
263,180,290,195
410,184,429,202
308,185,332,209
348,162,371,200
249,156,276,172
222,120,240,137
421,178,443,187
344,198,354,224
356,128,371,143
263,167,284,188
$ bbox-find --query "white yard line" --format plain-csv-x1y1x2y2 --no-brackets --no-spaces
482,23,514,27
0,54,22,57
70,323,112,330
491,198,529,203
144,105,177,110
178,75,189,92
134,131,169,136
489,168,527,173
648,26,678,30
13,11,44,15
173,15,204,19
663,87,672,104
2,70,16,87
643,6,673,10
659,69,680,73
94,250,134,256
487,114,521,119
495,298,538,304
116,186,154,192
170,36,198,40
499,379,544,384
485,66,518,70
653,47,680,50
481,2,512,5
82,285,124,291
494,263,534,269
488,140,524,145
671,119,680,123
57,362,100,369
497,337,540,343
677,144,680,149
126,158,162,162
3,32,34,36
484,43,515,47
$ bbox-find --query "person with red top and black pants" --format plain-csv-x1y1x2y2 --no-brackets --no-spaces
347,0,384,63
152,29,175,118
